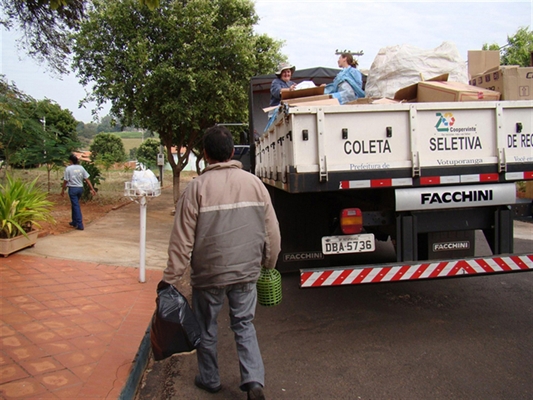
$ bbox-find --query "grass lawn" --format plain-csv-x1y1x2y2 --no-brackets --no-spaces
3,166,195,201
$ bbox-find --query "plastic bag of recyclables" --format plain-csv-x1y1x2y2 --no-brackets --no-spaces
364,41,469,99
131,168,159,195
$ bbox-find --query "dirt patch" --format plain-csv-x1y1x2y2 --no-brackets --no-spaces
37,194,132,238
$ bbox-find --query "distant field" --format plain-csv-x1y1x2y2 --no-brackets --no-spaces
112,131,143,139
98,131,160,155
122,138,143,154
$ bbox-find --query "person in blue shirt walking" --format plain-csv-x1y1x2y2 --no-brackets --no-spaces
61,154,96,230
323,53,365,104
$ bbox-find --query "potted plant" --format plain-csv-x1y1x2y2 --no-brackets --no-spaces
0,174,55,256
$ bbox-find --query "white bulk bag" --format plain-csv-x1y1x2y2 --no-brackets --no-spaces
365,41,469,99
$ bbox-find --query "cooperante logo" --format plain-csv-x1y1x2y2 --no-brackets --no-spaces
435,112,455,132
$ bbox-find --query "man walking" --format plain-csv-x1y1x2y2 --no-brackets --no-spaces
163,125,281,400
61,154,96,230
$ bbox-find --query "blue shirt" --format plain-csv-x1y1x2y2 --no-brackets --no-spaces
270,78,295,106
324,66,365,104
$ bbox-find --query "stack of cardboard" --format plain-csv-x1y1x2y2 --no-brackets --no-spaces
468,50,533,101
392,73,500,103
281,86,338,106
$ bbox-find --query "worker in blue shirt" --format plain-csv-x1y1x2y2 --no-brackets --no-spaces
323,53,365,104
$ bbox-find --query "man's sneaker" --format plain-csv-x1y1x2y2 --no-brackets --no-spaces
247,382,265,400
194,376,221,394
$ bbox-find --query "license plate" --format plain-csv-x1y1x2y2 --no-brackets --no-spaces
321,233,375,255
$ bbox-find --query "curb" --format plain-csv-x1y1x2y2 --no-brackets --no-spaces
119,322,152,400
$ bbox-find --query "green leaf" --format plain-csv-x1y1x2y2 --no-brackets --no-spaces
0,174,55,239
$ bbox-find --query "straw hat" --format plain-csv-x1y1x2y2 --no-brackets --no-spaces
275,62,295,76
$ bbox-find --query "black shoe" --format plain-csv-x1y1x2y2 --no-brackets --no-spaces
69,222,76,227
76,226,84,230
194,376,221,394
247,382,265,400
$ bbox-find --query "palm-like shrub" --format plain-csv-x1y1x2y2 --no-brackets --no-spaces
0,175,55,239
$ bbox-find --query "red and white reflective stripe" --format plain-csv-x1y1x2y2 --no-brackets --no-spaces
505,171,533,181
420,173,499,185
300,254,533,288
340,171,532,189
340,178,412,189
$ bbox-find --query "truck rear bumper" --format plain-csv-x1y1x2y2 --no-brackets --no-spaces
300,254,533,288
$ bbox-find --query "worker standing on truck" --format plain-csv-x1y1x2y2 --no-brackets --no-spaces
265,62,297,132
163,125,281,400
323,52,365,103
269,62,296,106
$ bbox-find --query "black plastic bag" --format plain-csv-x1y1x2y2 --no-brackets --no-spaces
150,281,202,361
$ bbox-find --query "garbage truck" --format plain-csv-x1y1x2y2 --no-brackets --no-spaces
248,67,533,288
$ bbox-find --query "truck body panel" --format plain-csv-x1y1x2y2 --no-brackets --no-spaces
249,70,532,286
256,102,532,190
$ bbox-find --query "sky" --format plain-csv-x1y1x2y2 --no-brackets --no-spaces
1,0,531,123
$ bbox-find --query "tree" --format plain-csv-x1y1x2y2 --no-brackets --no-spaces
0,0,85,74
89,133,126,166
483,26,533,67
0,79,79,189
72,0,284,203
12,99,79,191
97,115,122,133
29,99,79,192
0,0,162,73
0,78,37,174
137,138,163,169
76,121,98,145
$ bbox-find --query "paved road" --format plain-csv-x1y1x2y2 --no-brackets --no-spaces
23,186,177,271
136,232,533,400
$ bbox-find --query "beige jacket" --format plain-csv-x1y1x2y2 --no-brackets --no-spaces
163,160,281,288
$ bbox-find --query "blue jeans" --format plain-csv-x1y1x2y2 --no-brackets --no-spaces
192,282,264,391
68,186,84,228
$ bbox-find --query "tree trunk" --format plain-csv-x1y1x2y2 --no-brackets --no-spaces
47,165,52,193
172,170,181,207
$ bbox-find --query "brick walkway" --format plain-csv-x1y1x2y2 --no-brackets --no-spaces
0,254,161,399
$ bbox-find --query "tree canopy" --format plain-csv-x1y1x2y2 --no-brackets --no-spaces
89,133,127,166
25,99,80,191
0,0,161,74
483,26,533,67
0,77,79,188
137,138,163,169
72,0,284,202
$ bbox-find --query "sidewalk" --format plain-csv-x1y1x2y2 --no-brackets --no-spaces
0,187,176,399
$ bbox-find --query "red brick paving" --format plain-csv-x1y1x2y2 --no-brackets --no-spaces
0,254,160,399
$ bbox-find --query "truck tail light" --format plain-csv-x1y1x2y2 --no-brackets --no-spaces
340,208,363,234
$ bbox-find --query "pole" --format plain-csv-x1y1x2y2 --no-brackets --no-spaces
158,144,164,186
139,195,147,283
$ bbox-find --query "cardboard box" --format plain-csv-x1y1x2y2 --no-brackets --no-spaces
393,74,449,102
418,81,500,102
281,86,325,100
288,98,340,107
467,50,500,78
283,94,337,107
347,97,399,105
469,66,533,100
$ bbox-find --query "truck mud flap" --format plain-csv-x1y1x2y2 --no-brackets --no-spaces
300,254,533,288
